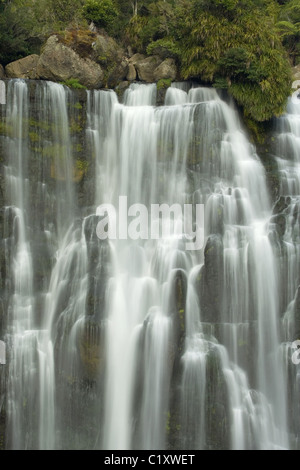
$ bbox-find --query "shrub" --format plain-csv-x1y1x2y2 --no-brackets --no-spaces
82,0,118,30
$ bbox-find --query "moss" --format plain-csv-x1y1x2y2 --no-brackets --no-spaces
43,143,69,159
60,78,87,90
76,159,88,171
79,339,101,379
73,102,83,110
178,308,185,334
97,55,108,66
243,116,274,145
0,120,13,137
75,143,83,153
27,118,50,132
29,131,39,143
157,78,172,90
70,118,84,133
0,122,6,136
56,29,96,58
74,159,88,182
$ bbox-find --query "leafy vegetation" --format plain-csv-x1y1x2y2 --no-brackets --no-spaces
276,0,300,64
60,78,87,89
126,0,293,121
82,0,118,32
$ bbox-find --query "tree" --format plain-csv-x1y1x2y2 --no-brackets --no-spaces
0,0,40,65
276,0,300,64
82,0,118,31
176,0,292,121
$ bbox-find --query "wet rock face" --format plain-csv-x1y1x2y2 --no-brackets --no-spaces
37,36,104,89
293,286,300,341
205,346,230,450
197,234,224,323
78,318,105,381
0,65,5,79
84,215,111,322
270,213,286,238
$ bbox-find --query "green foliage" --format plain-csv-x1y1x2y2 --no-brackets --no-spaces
177,0,292,121
125,14,148,51
276,0,300,64
82,0,118,31
48,0,85,27
146,38,180,59
217,48,250,78
60,78,87,89
126,1,176,53
123,0,292,120
0,0,40,64
0,0,88,65
212,78,229,89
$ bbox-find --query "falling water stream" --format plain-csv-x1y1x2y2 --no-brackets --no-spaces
0,79,299,449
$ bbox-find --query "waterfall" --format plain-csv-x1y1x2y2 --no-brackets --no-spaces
277,95,300,449
1,79,299,450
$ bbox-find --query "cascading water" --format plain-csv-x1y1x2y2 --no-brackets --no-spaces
274,94,300,449
0,78,299,450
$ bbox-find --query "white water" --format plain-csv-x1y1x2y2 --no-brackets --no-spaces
2,80,299,449
277,96,300,449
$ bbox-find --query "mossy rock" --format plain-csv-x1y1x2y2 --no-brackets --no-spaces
157,78,172,91
56,29,97,59
78,320,105,381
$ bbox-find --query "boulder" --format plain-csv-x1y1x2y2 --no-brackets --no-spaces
107,60,128,88
292,64,300,81
153,58,177,81
0,65,5,79
93,34,124,66
92,35,128,87
5,54,39,79
129,53,146,65
292,79,300,91
126,63,136,81
118,80,130,89
37,35,103,89
135,55,163,82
